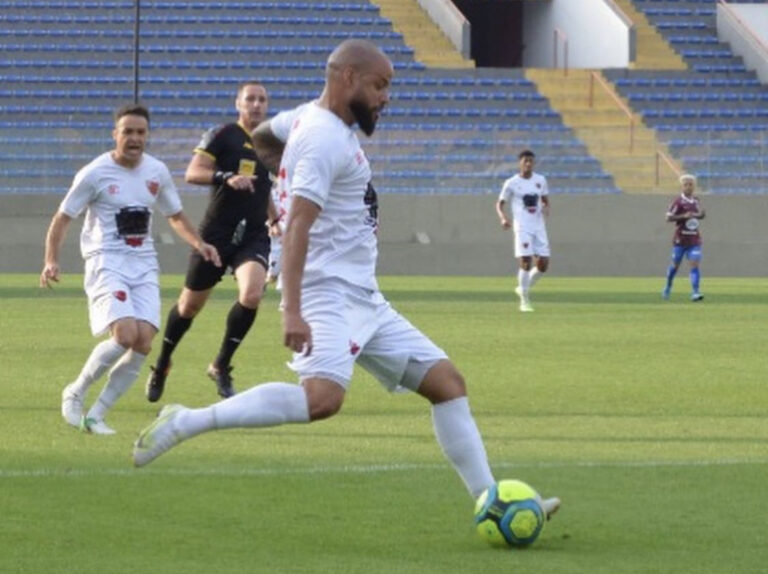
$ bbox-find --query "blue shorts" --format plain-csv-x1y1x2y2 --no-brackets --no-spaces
671,245,702,265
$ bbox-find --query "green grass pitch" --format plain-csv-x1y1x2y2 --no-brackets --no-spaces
1,274,766,573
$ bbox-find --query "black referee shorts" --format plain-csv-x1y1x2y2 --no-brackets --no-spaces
184,235,270,291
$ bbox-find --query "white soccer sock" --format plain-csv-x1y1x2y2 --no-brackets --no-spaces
175,382,310,439
432,397,495,500
517,268,531,295
70,339,128,396
529,267,542,289
87,350,146,421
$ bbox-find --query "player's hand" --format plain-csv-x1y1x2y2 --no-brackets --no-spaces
500,218,512,230
283,311,312,356
542,205,550,218
267,221,282,238
40,263,60,289
198,242,222,267
227,174,257,193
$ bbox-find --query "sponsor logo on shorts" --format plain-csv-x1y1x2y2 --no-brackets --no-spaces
349,341,360,356
114,290,127,302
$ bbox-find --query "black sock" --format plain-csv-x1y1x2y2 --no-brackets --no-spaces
157,304,193,371
214,301,257,369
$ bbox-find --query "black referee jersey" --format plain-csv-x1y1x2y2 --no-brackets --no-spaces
195,122,271,246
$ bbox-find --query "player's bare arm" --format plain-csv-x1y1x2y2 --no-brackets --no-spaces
40,211,73,288
166,211,222,268
496,199,511,229
252,121,285,175
185,151,255,193
280,196,320,355
266,193,281,237
541,196,551,218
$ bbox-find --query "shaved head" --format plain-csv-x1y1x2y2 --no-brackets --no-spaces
320,40,394,136
326,39,391,77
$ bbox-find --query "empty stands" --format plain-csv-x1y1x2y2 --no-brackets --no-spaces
0,0,618,196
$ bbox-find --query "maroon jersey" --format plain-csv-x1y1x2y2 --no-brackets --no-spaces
667,194,702,247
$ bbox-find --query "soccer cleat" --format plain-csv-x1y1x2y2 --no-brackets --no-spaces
61,383,84,428
690,292,704,302
132,404,185,467
661,287,671,300
540,496,561,521
207,363,236,398
79,416,116,435
145,363,171,403
519,300,534,313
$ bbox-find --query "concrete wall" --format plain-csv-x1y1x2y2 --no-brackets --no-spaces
5,193,768,277
522,0,633,69
717,3,768,85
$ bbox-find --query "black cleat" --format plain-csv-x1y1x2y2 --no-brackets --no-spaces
207,364,236,398
146,364,170,403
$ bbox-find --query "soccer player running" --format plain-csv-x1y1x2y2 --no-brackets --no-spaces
132,40,560,521
145,81,279,402
495,150,551,312
662,174,706,301
41,104,220,435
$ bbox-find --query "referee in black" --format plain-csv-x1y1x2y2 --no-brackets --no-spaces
146,81,279,401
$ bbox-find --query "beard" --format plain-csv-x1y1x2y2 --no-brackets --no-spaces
350,97,378,136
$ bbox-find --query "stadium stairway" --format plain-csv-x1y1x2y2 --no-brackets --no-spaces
370,0,473,68
612,0,687,70
608,0,768,194
526,69,682,194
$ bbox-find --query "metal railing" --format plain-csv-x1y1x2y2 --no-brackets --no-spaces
588,71,635,152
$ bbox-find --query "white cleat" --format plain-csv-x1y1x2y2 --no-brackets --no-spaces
133,404,185,468
61,383,84,428
519,300,534,313
690,292,704,302
80,416,116,435
540,496,561,520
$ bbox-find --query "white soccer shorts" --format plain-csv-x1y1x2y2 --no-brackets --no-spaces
83,254,161,336
287,279,448,391
514,227,551,258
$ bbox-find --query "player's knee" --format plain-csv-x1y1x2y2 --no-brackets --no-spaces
177,297,204,318
537,259,549,272
302,378,345,421
111,321,138,348
418,360,467,404
239,288,263,309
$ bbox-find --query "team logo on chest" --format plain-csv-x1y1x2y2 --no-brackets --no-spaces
108,184,119,195
146,180,159,196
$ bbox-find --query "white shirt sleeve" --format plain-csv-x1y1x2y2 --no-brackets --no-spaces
154,164,183,217
271,104,308,143
540,175,550,197
59,165,97,218
498,179,512,203
290,126,340,210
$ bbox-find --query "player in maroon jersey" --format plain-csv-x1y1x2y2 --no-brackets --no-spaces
662,174,706,301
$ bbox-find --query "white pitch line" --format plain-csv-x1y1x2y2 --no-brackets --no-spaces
0,458,766,479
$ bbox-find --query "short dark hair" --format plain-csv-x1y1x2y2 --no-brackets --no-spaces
518,149,535,160
237,81,266,96
114,103,150,125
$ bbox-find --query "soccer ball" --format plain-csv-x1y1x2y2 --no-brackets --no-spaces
474,479,546,547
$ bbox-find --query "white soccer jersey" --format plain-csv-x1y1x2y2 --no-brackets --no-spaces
270,102,310,143
498,172,549,233
59,152,182,261
277,102,377,290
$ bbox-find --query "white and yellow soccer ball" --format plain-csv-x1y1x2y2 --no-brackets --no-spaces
474,479,546,547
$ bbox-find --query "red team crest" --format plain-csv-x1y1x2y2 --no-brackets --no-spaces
108,184,119,195
113,290,127,302
349,341,360,355
146,180,159,196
